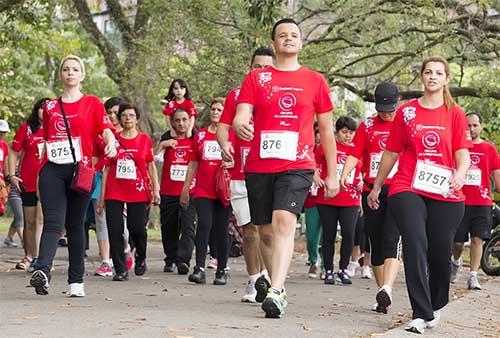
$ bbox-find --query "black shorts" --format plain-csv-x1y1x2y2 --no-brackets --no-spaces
21,192,38,207
245,170,313,225
454,205,492,242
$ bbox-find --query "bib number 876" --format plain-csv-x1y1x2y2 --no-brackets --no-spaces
417,170,447,186
261,139,282,150
50,147,70,159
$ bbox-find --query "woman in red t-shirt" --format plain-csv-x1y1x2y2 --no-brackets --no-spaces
98,103,160,281
180,97,232,285
367,56,472,333
162,79,198,139
7,98,49,271
30,55,117,297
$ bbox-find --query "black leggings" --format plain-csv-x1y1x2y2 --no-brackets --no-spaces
194,198,231,271
389,192,464,321
106,200,148,274
317,204,359,271
35,163,91,284
354,214,370,253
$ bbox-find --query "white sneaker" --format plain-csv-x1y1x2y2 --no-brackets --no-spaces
467,274,481,290
426,310,441,328
361,266,372,279
69,283,85,297
405,318,426,334
346,261,360,277
450,258,462,284
241,280,257,303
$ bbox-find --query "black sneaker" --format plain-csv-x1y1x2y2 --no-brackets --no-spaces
254,275,270,302
30,270,50,295
58,237,68,247
176,262,189,275
163,262,175,273
324,270,335,285
135,259,147,276
188,267,206,284
336,270,352,285
213,270,228,285
112,271,129,281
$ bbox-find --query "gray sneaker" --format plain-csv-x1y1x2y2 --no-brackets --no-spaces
450,259,462,284
467,274,481,290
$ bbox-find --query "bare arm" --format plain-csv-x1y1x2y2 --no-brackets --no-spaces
493,170,500,192
180,160,199,208
367,150,399,210
6,150,23,191
232,103,254,141
148,161,160,205
102,128,117,158
96,166,109,215
340,155,359,190
317,112,339,198
449,149,470,191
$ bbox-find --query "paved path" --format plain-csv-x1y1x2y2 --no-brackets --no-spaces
0,237,497,338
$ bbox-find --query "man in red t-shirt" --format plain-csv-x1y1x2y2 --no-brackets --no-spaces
451,112,500,289
233,18,339,318
217,47,274,303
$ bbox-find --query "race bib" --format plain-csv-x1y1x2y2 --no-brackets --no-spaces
203,140,222,161
337,163,355,185
412,160,452,196
260,131,298,161
37,142,45,159
46,138,82,164
464,168,481,186
116,159,136,180
170,164,187,182
241,147,250,172
0,149,3,161
369,152,398,179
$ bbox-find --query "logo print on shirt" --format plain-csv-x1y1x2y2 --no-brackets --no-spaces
55,119,67,133
403,106,416,123
379,135,388,150
198,131,206,141
258,72,272,86
279,93,296,112
470,155,480,166
422,131,440,150
46,100,56,111
175,149,186,159
234,88,240,100
338,153,347,164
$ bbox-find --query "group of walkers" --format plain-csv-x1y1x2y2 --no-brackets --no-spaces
2,17,499,334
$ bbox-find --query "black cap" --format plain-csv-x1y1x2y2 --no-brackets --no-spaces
374,82,399,112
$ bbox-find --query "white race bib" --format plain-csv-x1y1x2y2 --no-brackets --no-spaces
0,149,3,161
203,140,222,161
464,168,481,186
241,147,250,172
338,163,355,185
369,152,398,179
170,164,187,182
116,159,136,180
46,138,82,164
260,131,298,161
412,160,452,196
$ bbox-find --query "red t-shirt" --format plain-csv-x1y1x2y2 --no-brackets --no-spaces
315,142,362,207
160,137,195,196
462,141,500,206
350,116,397,191
0,140,8,179
104,132,154,203
162,99,198,118
386,100,472,202
11,122,45,192
237,66,333,173
192,127,222,199
93,135,106,173
42,95,112,168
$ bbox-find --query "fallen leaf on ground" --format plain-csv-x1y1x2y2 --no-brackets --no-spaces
303,324,312,331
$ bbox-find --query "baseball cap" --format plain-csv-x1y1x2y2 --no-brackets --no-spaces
0,120,9,132
374,82,399,112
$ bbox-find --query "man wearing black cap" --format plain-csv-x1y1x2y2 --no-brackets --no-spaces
340,81,402,314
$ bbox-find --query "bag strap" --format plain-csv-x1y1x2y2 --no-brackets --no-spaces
58,97,77,164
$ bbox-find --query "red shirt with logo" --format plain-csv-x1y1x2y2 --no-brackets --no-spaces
350,116,396,191
385,100,472,202
191,127,222,199
0,140,8,179
104,132,154,203
93,135,106,173
237,66,333,173
42,95,112,168
462,141,500,206
160,137,195,196
11,122,45,192
316,142,362,207
162,99,198,118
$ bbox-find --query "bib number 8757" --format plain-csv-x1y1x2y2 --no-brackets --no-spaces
417,170,448,186
50,146,70,159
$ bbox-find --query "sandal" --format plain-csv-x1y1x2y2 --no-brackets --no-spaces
16,257,32,270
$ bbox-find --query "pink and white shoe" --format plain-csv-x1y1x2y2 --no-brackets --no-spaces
94,262,113,277
207,257,218,269
125,251,135,271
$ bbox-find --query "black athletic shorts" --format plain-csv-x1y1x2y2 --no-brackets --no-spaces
21,192,38,207
245,170,313,225
454,205,492,242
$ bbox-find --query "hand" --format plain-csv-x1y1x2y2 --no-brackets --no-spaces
339,175,349,190
222,159,234,169
235,123,254,141
104,142,117,158
220,143,234,163
10,176,24,192
96,199,105,215
180,190,190,208
313,171,324,188
324,174,340,199
367,186,381,210
152,189,161,205
164,139,178,149
449,171,465,191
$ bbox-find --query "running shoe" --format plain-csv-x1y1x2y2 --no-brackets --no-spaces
69,283,85,297
324,270,335,285
254,275,271,302
213,270,229,285
319,271,326,280
27,257,38,273
308,264,319,278
163,262,175,273
125,251,134,271
241,280,257,303
405,318,426,334
134,259,147,276
467,274,481,290
3,237,18,247
94,262,113,277
176,262,189,275
361,265,372,279
375,285,392,314
30,270,50,295
113,271,129,281
188,267,206,284
426,310,441,329
207,257,218,269
261,289,287,318
16,257,32,270
450,258,462,284
346,261,360,278
58,237,68,247
336,270,352,285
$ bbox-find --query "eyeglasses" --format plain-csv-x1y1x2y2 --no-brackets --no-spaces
121,113,137,119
